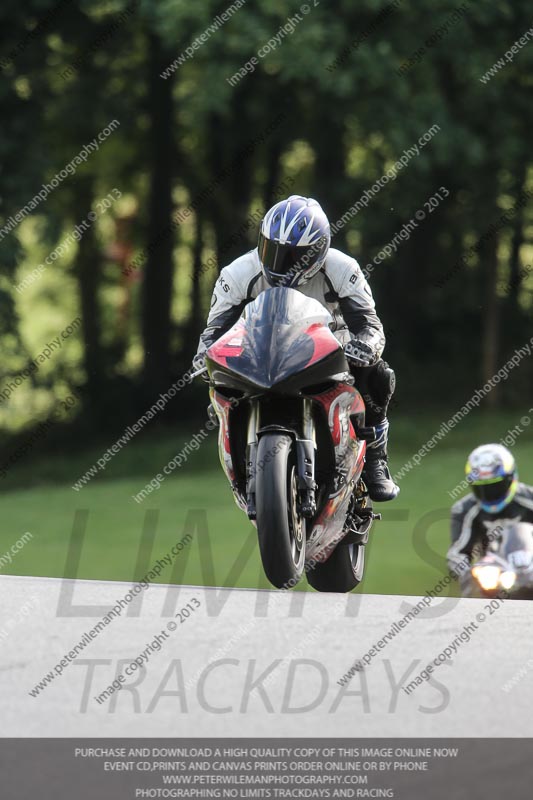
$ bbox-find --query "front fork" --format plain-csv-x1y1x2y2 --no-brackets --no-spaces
245,401,259,520
298,399,317,518
245,398,317,521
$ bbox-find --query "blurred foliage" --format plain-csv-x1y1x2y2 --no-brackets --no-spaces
0,0,532,447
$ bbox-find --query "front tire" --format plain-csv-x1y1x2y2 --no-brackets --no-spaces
255,433,306,589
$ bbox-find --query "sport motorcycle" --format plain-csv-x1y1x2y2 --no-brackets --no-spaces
471,521,533,599
198,286,381,592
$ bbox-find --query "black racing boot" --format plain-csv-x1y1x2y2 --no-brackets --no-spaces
360,418,399,502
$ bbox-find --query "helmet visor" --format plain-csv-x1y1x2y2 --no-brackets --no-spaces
472,476,514,504
258,234,324,284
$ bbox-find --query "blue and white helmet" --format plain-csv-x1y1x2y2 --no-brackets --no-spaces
466,443,518,513
258,195,331,287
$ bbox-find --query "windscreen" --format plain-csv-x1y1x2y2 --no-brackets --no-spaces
211,287,337,388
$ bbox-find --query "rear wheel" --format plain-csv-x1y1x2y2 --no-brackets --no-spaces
306,497,372,593
306,542,365,593
255,433,306,589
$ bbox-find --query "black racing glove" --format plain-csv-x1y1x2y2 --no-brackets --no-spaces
344,338,375,367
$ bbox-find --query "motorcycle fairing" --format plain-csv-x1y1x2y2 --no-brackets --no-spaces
305,383,366,562
207,287,346,392
499,523,533,579
473,522,533,596
210,388,248,513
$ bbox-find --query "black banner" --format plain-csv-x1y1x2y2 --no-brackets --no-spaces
1,739,531,799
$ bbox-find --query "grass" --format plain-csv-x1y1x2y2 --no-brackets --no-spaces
1,409,532,596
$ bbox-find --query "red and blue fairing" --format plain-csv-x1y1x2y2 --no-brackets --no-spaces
207,288,347,392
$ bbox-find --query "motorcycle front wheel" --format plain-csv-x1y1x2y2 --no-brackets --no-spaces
255,433,306,589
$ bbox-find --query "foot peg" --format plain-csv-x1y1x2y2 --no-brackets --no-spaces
207,404,219,426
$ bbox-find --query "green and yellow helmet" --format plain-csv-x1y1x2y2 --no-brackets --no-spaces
465,443,517,513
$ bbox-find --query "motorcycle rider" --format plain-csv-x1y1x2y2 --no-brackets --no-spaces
447,443,533,595
193,194,399,502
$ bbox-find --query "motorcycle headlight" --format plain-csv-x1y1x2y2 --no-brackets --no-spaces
499,571,517,590
472,565,501,591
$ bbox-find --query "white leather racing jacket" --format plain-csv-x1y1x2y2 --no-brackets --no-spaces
196,247,385,363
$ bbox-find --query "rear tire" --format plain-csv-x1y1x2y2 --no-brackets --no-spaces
255,433,306,589
307,543,365,593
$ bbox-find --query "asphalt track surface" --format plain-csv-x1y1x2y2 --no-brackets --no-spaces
1,574,532,736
